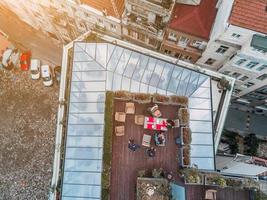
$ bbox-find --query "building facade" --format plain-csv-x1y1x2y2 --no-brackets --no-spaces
160,0,217,63
0,0,123,43
196,0,267,110
121,0,175,50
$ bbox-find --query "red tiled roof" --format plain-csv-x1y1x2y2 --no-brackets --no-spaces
229,0,267,34
80,0,125,18
168,0,217,40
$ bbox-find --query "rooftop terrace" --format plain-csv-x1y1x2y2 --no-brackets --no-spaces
51,36,234,200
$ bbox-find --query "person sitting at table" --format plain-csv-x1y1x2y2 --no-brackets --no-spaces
146,147,156,157
155,132,165,146
128,139,140,152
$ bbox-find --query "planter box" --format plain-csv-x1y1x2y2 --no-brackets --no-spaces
205,176,227,188
181,127,191,145
184,173,204,185
152,94,170,105
114,91,132,101
132,93,152,104
181,147,190,167
178,108,190,126
169,95,188,107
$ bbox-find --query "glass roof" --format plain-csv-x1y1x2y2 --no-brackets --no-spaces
61,42,215,199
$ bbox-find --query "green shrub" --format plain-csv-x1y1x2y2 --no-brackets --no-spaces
101,91,114,200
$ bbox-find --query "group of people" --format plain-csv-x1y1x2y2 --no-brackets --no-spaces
128,139,156,158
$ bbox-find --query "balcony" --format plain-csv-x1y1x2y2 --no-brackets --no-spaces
146,0,173,9
163,39,204,56
129,0,173,14
123,13,164,38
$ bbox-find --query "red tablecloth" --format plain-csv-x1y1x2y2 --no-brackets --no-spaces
144,117,168,131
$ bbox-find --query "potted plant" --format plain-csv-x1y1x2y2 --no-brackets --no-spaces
182,168,203,184
217,77,231,91
152,168,164,178
181,146,191,167
206,174,227,188
181,127,192,145
114,90,132,100
170,95,188,107
225,178,242,188
178,108,190,126
133,93,152,104
242,178,260,190
152,93,170,105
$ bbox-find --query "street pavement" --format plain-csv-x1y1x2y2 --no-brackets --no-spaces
224,107,267,138
0,5,62,66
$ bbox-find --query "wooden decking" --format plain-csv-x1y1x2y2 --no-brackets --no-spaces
109,99,250,200
110,100,181,200
185,185,250,200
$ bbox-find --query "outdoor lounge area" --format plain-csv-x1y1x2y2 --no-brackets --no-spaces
111,97,184,199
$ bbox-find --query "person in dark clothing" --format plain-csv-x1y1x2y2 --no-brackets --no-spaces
128,139,140,151
146,147,156,157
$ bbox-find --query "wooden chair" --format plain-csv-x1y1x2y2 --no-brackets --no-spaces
115,126,125,136
125,102,135,114
135,115,144,125
205,189,217,200
115,112,126,122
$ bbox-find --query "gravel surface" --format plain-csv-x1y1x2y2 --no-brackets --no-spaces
0,69,58,200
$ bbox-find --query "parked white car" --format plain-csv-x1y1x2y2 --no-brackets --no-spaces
41,65,53,86
30,59,41,80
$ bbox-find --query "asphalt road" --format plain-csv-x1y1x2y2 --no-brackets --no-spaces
0,5,62,66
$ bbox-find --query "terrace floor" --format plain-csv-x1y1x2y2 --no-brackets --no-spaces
185,185,250,200
110,100,181,200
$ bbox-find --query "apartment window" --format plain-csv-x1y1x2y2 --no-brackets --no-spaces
205,58,216,65
174,53,181,58
245,61,259,69
216,45,229,54
168,32,177,41
239,76,249,81
97,18,104,26
234,89,242,94
243,82,255,88
178,36,189,47
181,55,192,61
256,64,267,71
191,40,203,48
148,38,157,46
252,47,266,53
137,32,145,42
232,72,242,78
222,71,231,75
231,33,241,38
256,74,267,81
235,58,247,65
110,24,116,31
164,49,172,55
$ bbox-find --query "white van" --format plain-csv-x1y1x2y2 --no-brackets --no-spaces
41,65,53,86
30,59,41,80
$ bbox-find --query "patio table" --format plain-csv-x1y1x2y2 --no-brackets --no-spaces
144,116,168,131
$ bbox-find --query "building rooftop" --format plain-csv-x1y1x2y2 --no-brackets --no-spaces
168,0,217,40
59,41,227,199
229,0,267,34
50,31,234,199
80,0,124,18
